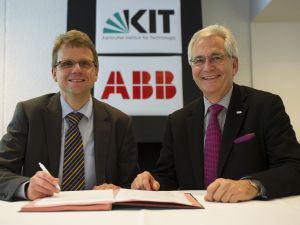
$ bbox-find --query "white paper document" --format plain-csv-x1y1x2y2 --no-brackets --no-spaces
36,189,114,206
21,188,204,212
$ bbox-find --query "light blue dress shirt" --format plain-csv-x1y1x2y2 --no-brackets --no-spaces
59,95,97,190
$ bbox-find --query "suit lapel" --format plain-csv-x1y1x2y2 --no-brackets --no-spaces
44,93,62,177
92,99,111,184
186,99,205,188
218,84,248,175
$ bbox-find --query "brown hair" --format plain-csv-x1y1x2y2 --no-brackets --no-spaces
52,30,98,68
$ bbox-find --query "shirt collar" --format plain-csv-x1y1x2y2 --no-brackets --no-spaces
60,95,93,120
204,86,233,115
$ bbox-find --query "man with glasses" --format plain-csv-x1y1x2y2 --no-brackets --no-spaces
131,25,300,202
0,30,138,201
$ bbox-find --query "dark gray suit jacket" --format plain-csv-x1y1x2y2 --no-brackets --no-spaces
0,93,138,201
154,84,300,199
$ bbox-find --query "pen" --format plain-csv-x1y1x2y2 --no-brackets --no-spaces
38,162,61,191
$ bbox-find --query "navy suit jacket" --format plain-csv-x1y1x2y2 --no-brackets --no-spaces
0,93,138,200
154,84,300,199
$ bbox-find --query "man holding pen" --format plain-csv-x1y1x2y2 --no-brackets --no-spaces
0,30,138,201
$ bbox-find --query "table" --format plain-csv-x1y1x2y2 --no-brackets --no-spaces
1,191,300,225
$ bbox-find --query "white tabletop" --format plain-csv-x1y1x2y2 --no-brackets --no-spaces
1,191,300,225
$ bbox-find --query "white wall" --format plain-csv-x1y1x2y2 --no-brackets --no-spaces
1,0,67,136
0,0,4,136
251,22,300,140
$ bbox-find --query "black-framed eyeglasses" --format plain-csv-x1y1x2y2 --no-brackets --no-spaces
189,54,231,67
55,59,96,70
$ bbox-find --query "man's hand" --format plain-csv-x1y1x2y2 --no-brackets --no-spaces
205,178,258,203
27,171,60,200
93,183,120,190
131,171,160,191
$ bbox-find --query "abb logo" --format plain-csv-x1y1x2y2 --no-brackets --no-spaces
101,71,176,99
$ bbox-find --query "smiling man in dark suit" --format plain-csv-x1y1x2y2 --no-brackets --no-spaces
0,30,138,201
131,24,300,202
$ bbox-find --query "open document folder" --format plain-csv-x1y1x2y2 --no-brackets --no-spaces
20,189,204,212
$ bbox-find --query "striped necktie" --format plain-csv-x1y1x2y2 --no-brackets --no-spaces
62,112,85,191
204,104,224,188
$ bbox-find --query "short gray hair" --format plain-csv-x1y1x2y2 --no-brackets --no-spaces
187,24,239,64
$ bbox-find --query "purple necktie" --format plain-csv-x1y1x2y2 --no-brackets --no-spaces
204,104,224,188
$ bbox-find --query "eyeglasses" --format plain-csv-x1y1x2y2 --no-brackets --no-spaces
189,54,231,67
55,59,96,70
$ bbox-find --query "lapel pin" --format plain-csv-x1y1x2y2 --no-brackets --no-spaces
236,110,242,114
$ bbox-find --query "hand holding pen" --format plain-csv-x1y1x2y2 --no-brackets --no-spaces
38,162,61,190
26,162,60,200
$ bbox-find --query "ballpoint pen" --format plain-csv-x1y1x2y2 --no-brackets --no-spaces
38,162,61,191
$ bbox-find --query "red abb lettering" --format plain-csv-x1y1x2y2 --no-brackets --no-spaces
132,71,153,99
100,71,177,99
101,71,130,99
156,71,176,99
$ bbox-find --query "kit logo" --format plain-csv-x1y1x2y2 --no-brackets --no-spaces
103,9,175,33
101,70,176,99
103,11,129,33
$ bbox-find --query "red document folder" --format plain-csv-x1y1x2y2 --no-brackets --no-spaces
20,189,203,212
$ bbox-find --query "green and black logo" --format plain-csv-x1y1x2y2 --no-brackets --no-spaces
103,10,174,34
